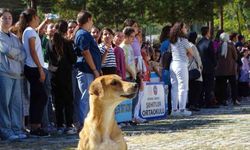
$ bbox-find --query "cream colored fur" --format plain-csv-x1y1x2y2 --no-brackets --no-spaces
77,75,138,150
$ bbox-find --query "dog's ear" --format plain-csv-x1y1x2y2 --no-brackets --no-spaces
89,79,104,97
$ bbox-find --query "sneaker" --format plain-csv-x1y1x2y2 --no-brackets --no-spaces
6,135,19,141
57,127,65,135
65,127,77,135
133,117,147,124
0,130,19,141
29,128,50,137
14,130,27,139
171,110,181,117
179,109,192,116
233,100,241,106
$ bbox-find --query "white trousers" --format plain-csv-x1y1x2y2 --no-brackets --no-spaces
170,61,189,110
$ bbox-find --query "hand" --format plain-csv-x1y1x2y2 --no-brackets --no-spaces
93,70,100,78
38,67,46,83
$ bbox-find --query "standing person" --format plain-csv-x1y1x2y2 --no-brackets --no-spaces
120,26,146,123
47,20,76,134
19,8,49,136
67,20,81,129
197,26,218,108
187,32,203,111
159,25,172,114
99,27,116,75
120,27,136,81
215,33,239,106
67,20,77,41
238,48,250,98
113,31,126,80
169,22,193,116
0,8,26,140
91,26,100,44
74,10,101,128
124,18,145,75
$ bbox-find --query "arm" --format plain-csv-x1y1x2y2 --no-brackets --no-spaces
81,50,100,78
0,39,22,60
36,17,49,34
125,63,136,80
114,47,121,75
29,37,45,82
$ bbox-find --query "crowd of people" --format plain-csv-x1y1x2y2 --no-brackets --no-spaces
0,7,250,141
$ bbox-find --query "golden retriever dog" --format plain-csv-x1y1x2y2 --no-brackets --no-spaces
77,75,138,150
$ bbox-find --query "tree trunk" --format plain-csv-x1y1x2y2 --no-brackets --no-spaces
31,0,37,9
219,3,223,30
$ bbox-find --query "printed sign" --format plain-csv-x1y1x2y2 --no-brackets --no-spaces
139,82,167,120
115,100,132,123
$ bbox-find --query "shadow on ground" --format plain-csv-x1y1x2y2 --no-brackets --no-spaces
122,117,235,136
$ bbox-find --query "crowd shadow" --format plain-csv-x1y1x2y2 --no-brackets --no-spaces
122,118,234,136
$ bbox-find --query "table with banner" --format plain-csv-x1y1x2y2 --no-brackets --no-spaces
115,72,168,123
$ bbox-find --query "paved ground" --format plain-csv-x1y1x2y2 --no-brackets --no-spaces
1,98,250,150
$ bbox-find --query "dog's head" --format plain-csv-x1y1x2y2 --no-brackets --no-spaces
89,75,138,103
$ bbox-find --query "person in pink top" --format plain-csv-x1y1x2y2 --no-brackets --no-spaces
113,31,126,80
124,19,146,74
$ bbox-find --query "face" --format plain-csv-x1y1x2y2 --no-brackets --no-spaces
32,15,40,28
113,32,124,46
154,51,160,61
102,30,113,45
181,24,188,35
128,32,136,44
46,23,55,36
67,22,77,34
132,23,138,34
89,75,138,101
91,27,100,39
0,12,13,29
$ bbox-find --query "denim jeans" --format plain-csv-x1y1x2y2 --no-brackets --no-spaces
76,72,94,125
72,67,81,124
0,75,23,138
170,61,189,110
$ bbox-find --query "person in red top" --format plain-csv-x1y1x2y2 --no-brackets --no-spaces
113,31,126,80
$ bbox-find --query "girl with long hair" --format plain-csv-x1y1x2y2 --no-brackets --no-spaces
169,22,193,116
46,20,76,134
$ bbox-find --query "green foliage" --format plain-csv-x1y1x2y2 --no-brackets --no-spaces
214,0,250,39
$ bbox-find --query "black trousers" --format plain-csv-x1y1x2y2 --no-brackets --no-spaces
201,73,216,105
102,67,117,75
215,75,238,103
51,70,74,127
188,80,202,107
24,65,48,124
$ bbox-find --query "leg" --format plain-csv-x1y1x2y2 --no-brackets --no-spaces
77,72,94,125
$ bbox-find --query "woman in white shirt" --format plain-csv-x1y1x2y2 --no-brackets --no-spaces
19,8,49,137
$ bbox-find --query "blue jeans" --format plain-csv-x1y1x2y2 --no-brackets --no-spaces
76,72,94,125
0,75,23,138
72,67,81,124
170,62,189,110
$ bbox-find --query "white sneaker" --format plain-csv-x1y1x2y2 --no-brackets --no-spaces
65,127,77,135
179,109,192,116
171,110,181,117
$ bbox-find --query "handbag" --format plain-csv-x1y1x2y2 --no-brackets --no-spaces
188,57,201,80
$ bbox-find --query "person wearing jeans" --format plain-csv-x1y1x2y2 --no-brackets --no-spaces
169,22,193,117
74,11,101,128
0,8,26,140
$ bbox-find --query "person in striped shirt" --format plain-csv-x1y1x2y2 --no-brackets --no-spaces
98,27,117,75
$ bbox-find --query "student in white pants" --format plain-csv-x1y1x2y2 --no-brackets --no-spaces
169,22,193,116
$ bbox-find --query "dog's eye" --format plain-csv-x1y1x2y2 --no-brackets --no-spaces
111,80,117,86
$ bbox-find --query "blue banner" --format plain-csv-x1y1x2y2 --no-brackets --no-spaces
115,100,132,123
